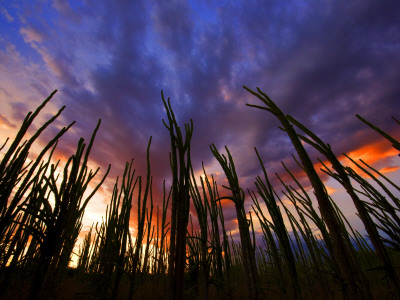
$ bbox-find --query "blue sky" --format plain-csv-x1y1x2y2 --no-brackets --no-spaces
1,0,400,237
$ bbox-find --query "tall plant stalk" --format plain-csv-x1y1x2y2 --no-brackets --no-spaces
245,86,372,299
253,147,302,299
26,119,110,300
162,91,193,300
210,145,261,300
127,137,152,300
284,113,400,294
190,166,210,300
0,90,74,241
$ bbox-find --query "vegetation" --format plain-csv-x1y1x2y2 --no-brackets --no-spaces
0,88,399,299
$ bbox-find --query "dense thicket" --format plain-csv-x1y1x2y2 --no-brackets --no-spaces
0,89,399,299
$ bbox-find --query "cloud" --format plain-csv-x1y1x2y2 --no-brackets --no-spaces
20,26,47,43
0,114,16,129
379,166,400,174
344,139,399,167
1,7,14,22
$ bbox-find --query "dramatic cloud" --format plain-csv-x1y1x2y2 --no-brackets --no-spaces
1,0,399,237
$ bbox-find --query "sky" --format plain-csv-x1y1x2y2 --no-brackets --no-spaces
1,0,400,247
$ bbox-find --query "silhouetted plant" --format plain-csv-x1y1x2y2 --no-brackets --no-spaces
126,137,152,300
253,147,302,299
282,113,400,294
245,86,373,300
211,145,261,300
26,119,110,300
162,91,193,300
0,90,73,245
1,88,400,300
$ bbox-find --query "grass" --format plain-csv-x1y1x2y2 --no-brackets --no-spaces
0,88,399,299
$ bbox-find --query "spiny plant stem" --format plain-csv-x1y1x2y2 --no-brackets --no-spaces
245,85,373,300
211,145,261,300
162,91,193,300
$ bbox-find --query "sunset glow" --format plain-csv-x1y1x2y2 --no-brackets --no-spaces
1,1,400,298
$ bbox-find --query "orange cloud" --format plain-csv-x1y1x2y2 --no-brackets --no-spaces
219,198,234,207
309,138,399,180
0,114,16,129
271,138,398,201
324,185,336,195
343,139,399,166
379,166,400,174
